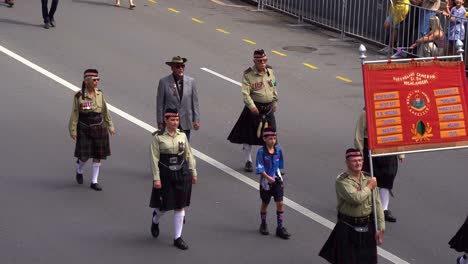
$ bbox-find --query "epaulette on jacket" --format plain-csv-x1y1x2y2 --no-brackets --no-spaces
74,92,82,98
337,172,349,179
266,65,273,69
152,129,165,136
244,67,252,74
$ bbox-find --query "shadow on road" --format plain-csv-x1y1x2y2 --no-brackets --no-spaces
72,0,117,7
0,18,42,28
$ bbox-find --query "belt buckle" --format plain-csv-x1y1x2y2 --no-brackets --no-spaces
169,157,178,164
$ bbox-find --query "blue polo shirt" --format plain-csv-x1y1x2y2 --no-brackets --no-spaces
256,145,284,190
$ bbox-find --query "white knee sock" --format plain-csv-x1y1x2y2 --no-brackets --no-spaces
174,210,185,239
153,208,165,224
380,188,390,211
76,160,86,174
91,162,101,184
243,144,252,162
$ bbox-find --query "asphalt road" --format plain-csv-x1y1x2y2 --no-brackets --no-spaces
0,0,467,263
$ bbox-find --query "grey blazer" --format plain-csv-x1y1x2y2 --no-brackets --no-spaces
156,74,200,130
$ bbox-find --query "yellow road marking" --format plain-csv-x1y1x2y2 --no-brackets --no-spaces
192,18,204,24
148,0,156,3
271,50,287,57
242,39,256,45
168,8,180,13
336,76,352,83
216,28,230,34
302,63,319,70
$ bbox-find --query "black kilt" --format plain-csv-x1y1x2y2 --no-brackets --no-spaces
449,216,468,253
319,215,377,264
74,112,110,160
228,102,276,146
362,139,398,190
149,155,192,211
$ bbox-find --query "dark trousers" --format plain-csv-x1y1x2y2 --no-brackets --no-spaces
41,0,59,23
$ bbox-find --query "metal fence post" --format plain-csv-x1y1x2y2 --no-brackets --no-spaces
298,0,304,24
341,0,347,40
258,0,263,11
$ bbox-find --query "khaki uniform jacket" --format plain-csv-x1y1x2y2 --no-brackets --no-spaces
68,88,114,137
241,66,278,110
336,170,385,231
150,129,197,181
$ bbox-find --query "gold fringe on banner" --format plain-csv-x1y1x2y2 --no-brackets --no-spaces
365,60,461,71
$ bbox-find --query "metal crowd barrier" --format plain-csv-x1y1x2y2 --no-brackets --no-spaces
253,0,468,67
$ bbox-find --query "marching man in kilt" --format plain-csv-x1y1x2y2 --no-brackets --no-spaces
449,215,468,264
149,108,198,250
319,148,385,264
69,69,115,191
228,49,278,172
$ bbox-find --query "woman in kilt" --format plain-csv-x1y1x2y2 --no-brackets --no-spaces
69,69,115,191
149,108,198,250
449,216,468,264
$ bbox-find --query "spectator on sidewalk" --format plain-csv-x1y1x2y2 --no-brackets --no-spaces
418,0,441,38
411,16,445,56
443,0,466,55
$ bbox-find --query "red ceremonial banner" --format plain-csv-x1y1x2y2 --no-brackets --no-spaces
362,60,468,154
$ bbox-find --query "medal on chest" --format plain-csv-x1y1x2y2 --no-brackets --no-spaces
80,101,92,110
178,140,185,154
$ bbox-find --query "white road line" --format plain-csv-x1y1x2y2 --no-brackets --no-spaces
199,67,411,264
0,44,409,264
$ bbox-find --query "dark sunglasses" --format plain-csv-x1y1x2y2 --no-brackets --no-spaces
92,78,100,82
255,59,268,63
175,64,185,69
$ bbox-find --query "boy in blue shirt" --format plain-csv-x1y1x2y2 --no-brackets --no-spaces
256,127,290,239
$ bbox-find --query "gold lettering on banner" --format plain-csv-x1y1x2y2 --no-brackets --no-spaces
375,108,401,118
434,87,459,97
374,100,400,109
377,134,403,144
392,71,437,86
440,129,467,138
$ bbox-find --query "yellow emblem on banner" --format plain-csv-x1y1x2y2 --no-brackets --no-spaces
411,121,434,142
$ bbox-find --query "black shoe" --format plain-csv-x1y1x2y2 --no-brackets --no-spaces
76,173,83,184
244,161,253,172
90,183,102,191
151,211,160,238
259,223,269,235
174,237,188,250
44,22,50,29
276,227,291,239
49,19,55,27
384,210,397,223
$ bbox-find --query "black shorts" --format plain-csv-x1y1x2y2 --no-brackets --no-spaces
260,182,283,204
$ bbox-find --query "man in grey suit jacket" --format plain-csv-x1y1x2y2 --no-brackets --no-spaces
157,56,200,141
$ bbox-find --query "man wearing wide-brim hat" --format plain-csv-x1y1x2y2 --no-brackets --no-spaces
156,56,200,141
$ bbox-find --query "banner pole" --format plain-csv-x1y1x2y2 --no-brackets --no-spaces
368,149,379,236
